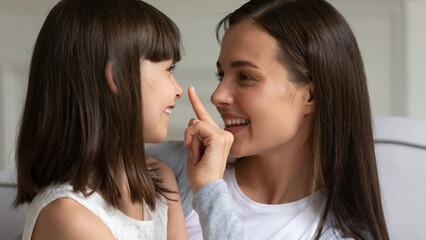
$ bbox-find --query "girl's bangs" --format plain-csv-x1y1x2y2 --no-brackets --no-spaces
142,15,182,63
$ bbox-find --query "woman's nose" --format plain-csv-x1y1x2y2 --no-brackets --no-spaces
210,80,233,107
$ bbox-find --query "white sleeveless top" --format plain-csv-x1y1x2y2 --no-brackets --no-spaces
23,183,168,240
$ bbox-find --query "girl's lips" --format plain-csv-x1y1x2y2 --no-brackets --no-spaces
164,104,175,115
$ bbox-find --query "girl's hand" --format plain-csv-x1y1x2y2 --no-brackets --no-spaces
184,86,234,194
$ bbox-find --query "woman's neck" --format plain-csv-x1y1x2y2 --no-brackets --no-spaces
234,144,312,205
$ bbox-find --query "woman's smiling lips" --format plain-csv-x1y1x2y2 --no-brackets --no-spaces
221,113,250,135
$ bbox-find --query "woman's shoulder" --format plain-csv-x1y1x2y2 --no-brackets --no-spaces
31,197,115,240
145,141,187,167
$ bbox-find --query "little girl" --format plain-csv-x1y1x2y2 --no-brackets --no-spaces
14,0,188,239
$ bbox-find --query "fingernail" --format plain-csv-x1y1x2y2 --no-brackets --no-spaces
190,86,196,93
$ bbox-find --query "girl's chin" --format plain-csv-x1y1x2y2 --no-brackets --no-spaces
143,132,167,144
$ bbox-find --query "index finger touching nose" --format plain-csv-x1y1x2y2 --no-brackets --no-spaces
188,86,218,127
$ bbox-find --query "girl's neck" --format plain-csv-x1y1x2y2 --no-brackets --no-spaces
115,167,145,221
116,180,144,220
92,164,145,221
234,145,312,205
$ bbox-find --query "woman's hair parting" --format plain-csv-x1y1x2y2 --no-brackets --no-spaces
15,0,182,210
217,0,389,239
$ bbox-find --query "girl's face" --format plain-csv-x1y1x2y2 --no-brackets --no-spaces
141,59,183,143
211,22,312,158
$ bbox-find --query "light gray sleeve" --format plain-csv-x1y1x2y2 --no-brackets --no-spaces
319,228,354,240
146,140,247,239
192,179,247,240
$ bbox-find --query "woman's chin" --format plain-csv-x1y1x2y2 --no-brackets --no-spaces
229,146,248,159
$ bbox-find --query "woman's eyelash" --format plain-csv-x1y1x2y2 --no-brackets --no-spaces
215,72,255,82
215,72,224,81
167,64,176,72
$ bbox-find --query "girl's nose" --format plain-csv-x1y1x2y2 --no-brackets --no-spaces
173,77,183,99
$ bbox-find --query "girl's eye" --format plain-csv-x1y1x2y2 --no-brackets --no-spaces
215,72,224,81
167,64,176,73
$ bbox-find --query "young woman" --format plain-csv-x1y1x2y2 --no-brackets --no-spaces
147,0,389,239
14,0,188,239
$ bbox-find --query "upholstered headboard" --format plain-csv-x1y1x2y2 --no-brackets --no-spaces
0,170,27,240
374,117,426,239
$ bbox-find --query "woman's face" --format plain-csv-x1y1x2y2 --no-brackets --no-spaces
211,22,312,158
141,59,183,143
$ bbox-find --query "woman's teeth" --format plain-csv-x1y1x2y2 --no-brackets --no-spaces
224,118,250,126
165,108,172,115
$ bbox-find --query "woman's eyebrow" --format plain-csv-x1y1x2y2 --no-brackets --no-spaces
231,60,259,69
216,60,259,69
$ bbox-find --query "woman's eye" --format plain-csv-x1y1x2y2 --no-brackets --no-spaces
239,72,254,81
167,64,176,73
215,71,255,82
215,72,224,81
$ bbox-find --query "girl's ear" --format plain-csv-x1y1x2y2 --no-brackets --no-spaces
105,61,118,94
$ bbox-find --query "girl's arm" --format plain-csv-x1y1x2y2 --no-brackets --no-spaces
148,158,188,240
145,141,193,217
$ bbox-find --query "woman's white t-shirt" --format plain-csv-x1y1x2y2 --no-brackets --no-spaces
185,167,330,240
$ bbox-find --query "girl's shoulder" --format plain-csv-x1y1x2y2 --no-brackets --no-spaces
146,157,176,185
31,197,114,240
24,183,115,240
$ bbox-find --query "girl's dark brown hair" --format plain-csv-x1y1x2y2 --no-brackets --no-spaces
14,0,181,210
217,0,389,239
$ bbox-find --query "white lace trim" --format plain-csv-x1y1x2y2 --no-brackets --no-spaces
22,184,167,240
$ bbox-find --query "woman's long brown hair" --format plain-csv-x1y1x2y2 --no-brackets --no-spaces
217,0,389,239
14,0,181,210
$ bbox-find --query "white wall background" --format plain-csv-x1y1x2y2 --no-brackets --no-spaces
0,0,425,171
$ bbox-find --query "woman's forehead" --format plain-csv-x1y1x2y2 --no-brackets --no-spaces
218,23,279,67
